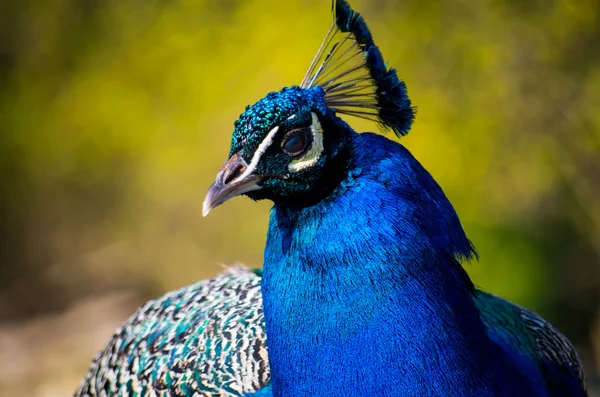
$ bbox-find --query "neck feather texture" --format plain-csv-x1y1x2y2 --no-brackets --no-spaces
261,132,546,397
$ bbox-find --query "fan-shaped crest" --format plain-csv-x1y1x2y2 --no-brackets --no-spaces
301,0,415,137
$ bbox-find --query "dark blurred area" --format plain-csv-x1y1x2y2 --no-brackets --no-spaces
0,0,598,395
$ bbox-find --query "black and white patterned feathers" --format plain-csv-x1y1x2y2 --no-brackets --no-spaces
75,266,268,397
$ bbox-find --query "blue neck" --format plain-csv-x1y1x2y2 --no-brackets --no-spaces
262,133,543,396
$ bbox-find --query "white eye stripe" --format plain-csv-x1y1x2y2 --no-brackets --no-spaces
232,125,279,183
232,112,324,181
288,112,324,173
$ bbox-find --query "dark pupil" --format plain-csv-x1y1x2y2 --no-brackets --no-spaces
283,133,306,155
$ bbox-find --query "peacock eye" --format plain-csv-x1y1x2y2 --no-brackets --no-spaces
281,129,312,157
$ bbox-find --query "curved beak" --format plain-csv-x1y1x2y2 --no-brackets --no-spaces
202,153,263,217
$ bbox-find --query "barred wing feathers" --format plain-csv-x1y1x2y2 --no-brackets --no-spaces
75,266,269,397
476,290,587,396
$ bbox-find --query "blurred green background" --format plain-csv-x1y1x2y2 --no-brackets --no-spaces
0,0,599,395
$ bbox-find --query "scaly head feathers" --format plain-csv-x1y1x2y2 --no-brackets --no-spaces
225,86,348,206
203,0,414,214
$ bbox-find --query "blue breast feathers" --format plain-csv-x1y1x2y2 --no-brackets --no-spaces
260,132,552,396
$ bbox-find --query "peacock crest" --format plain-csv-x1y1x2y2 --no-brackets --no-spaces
301,0,416,137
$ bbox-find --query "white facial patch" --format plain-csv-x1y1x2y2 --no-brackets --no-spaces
232,125,280,183
288,112,324,173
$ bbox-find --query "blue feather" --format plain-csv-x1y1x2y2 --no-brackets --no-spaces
261,131,551,396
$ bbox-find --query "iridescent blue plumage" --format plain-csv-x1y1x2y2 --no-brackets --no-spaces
76,0,587,396
259,131,576,396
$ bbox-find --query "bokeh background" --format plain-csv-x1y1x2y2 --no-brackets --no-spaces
0,0,599,395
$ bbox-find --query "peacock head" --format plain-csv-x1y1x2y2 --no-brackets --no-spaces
203,0,415,216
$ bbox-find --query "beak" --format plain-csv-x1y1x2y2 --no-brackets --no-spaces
202,153,263,217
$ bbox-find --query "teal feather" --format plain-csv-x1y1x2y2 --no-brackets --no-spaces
75,266,269,397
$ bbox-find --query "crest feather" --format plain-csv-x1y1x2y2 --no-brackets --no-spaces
301,0,415,137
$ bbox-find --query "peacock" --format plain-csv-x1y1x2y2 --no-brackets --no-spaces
75,1,587,396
